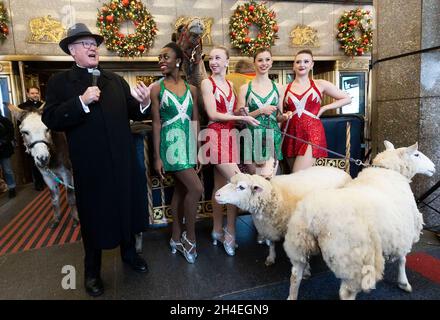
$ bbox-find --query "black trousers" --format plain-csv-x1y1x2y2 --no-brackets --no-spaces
83,236,137,278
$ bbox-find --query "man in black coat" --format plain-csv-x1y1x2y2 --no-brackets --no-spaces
42,23,152,297
18,87,45,191
0,115,17,198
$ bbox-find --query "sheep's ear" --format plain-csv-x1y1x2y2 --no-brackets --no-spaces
252,184,264,193
384,140,395,150
406,142,418,154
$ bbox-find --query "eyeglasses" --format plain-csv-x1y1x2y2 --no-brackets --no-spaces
71,41,99,49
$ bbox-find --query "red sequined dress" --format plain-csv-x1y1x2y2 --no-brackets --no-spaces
281,79,328,158
205,77,238,164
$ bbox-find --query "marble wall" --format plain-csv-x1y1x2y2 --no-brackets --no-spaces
372,0,440,200
0,0,373,58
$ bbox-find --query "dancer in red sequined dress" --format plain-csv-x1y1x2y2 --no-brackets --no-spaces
281,49,352,173
201,46,259,256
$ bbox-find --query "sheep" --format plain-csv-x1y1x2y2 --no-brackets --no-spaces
283,141,436,300
214,166,352,266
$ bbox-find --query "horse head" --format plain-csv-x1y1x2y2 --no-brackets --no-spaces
8,103,53,168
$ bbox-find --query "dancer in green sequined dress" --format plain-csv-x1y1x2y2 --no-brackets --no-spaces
151,43,203,264
237,48,292,179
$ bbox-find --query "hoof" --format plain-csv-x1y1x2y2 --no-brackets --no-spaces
49,220,60,229
72,219,79,228
398,282,412,293
265,258,275,266
302,272,311,280
303,265,312,280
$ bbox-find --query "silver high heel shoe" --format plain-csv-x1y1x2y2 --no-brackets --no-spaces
180,231,197,264
211,230,223,246
169,238,183,254
223,227,237,256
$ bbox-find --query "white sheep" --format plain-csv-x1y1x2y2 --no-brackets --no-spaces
283,141,436,300
215,166,352,266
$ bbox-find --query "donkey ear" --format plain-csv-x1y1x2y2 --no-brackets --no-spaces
7,103,27,122
384,140,395,150
37,102,46,114
406,142,419,154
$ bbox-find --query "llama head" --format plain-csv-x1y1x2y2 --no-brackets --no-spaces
8,103,52,168
373,140,435,179
215,173,273,211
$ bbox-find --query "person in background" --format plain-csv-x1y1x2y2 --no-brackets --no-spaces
42,23,151,297
0,114,17,198
281,49,351,173
18,87,45,191
225,59,255,97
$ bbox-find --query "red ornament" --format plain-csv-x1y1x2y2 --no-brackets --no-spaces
99,16,104,22
249,5,255,12
349,20,357,26
244,37,251,43
122,0,129,6
138,45,145,52
272,25,279,32
244,17,248,22
106,15,114,23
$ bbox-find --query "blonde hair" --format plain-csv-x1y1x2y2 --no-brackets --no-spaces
295,49,314,60
212,45,229,59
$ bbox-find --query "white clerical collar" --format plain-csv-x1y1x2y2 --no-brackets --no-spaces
76,64,98,73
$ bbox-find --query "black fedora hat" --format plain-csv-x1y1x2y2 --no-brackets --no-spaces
59,23,104,55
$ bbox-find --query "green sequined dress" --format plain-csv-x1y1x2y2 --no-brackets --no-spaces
245,81,283,162
159,80,196,172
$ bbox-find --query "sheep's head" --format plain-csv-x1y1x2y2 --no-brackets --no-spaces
215,173,273,211
373,140,435,179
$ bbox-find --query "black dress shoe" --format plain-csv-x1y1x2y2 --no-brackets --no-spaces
122,254,148,273
85,277,104,297
34,184,44,191
8,188,16,199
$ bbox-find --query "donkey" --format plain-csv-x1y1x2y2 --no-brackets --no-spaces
8,103,79,229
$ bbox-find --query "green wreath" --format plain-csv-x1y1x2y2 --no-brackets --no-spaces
229,1,279,56
337,8,373,56
0,2,9,43
97,0,157,57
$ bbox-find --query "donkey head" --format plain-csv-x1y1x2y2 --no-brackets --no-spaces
8,103,53,168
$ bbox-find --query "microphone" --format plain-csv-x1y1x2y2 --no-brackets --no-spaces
92,69,101,87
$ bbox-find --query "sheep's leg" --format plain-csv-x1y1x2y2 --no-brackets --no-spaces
339,281,359,300
397,256,412,292
265,241,276,266
287,262,306,300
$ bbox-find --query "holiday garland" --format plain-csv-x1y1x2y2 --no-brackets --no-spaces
97,0,157,57
229,1,279,56
337,8,373,56
0,1,9,43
